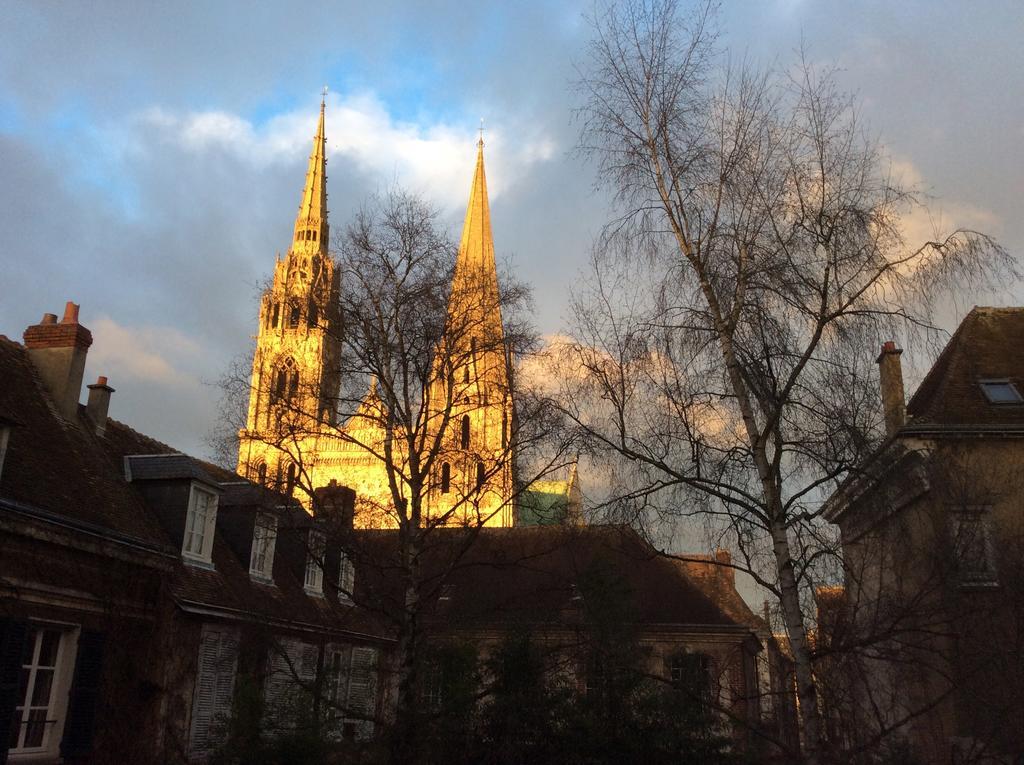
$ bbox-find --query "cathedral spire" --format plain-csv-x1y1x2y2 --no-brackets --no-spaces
453,135,500,311
293,93,329,250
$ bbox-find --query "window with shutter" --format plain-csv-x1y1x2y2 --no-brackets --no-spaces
188,626,239,759
263,638,317,735
59,630,105,761
0,619,29,765
346,647,378,741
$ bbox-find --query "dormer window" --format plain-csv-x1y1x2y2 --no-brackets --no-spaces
304,530,325,597
980,379,1023,404
338,552,355,603
183,483,218,567
249,513,277,582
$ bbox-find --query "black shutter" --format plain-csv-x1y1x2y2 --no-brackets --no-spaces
0,619,28,765
60,630,106,761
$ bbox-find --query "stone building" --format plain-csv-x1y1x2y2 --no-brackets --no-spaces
0,306,392,764
823,308,1024,763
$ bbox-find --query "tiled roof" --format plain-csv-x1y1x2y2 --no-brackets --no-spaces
0,337,171,549
0,334,390,642
353,525,759,634
906,307,1024,428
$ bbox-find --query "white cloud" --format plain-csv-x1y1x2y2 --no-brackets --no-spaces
889,156,1002,246
135,91,557,209
87,316,201,387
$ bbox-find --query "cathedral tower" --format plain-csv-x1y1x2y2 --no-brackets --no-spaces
425,136,514,526
237,97,340,492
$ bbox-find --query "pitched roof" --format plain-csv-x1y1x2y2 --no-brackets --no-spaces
353,525,759,634
906,307,1024,428
0,336,171,549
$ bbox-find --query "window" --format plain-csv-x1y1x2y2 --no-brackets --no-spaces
952,511,997,584
308,299,319,329
420,660,443,709
668,653,712,704
463,366,470,384
264,639,317,731
249,513,277,582
285,462,297,497
9,626,71,755
338,552,355,603
440,462,451,494
980,379,1023,404
460,415,470,449
288,302,301,329
271,303,280,328
256,462,267,486
188,626,239,759
305,531,326,596
476,461,485,490
183,484,218,565
287,370,299,401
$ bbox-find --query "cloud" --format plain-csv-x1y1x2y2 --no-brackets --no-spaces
135,91,557,210
889,156,1002,248
87,316,201,387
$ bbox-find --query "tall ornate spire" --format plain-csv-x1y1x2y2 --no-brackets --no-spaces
292,92,329,250
453,136,500,313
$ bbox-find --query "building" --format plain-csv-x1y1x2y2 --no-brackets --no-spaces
236,100,516,528
0,306,393,764
823,308,1024,763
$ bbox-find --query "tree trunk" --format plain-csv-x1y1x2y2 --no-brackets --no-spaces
770,517,825,764
391,533,422,762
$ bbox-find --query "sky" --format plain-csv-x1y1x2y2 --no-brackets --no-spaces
2,0,1022,468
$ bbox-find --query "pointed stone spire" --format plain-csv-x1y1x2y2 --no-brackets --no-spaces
452,135,501,324
293,92,329,250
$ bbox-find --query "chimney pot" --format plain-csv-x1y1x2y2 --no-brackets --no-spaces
62,302,80,324
877,341,906,436
41,313,57,325
86,376,115,436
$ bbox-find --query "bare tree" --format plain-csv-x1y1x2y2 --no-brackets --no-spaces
561,1,1015,761
221,188,570,759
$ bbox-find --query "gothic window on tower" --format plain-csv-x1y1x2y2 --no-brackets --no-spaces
308,298,319,329
460,415,470,449
440,462,451,494
271,303,280,328
256,462,267,486
285,462,298,497
288,301,301,329
288,370,299,401
476,462,485,490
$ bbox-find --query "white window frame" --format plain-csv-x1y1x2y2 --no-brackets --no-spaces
951,508,998,585
304,530,325,597
9,623,78,760
338,552,355,603
249,512,278,583
182,481,219,567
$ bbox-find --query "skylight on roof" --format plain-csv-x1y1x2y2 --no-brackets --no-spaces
979,380,1023,404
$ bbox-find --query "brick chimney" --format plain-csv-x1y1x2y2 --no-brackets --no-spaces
23,302,93,420
313,479,356,529
86,376,115,435
714,548,735,587
877,341,906,437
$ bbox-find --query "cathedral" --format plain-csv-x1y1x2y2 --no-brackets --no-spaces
236,99,578,528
